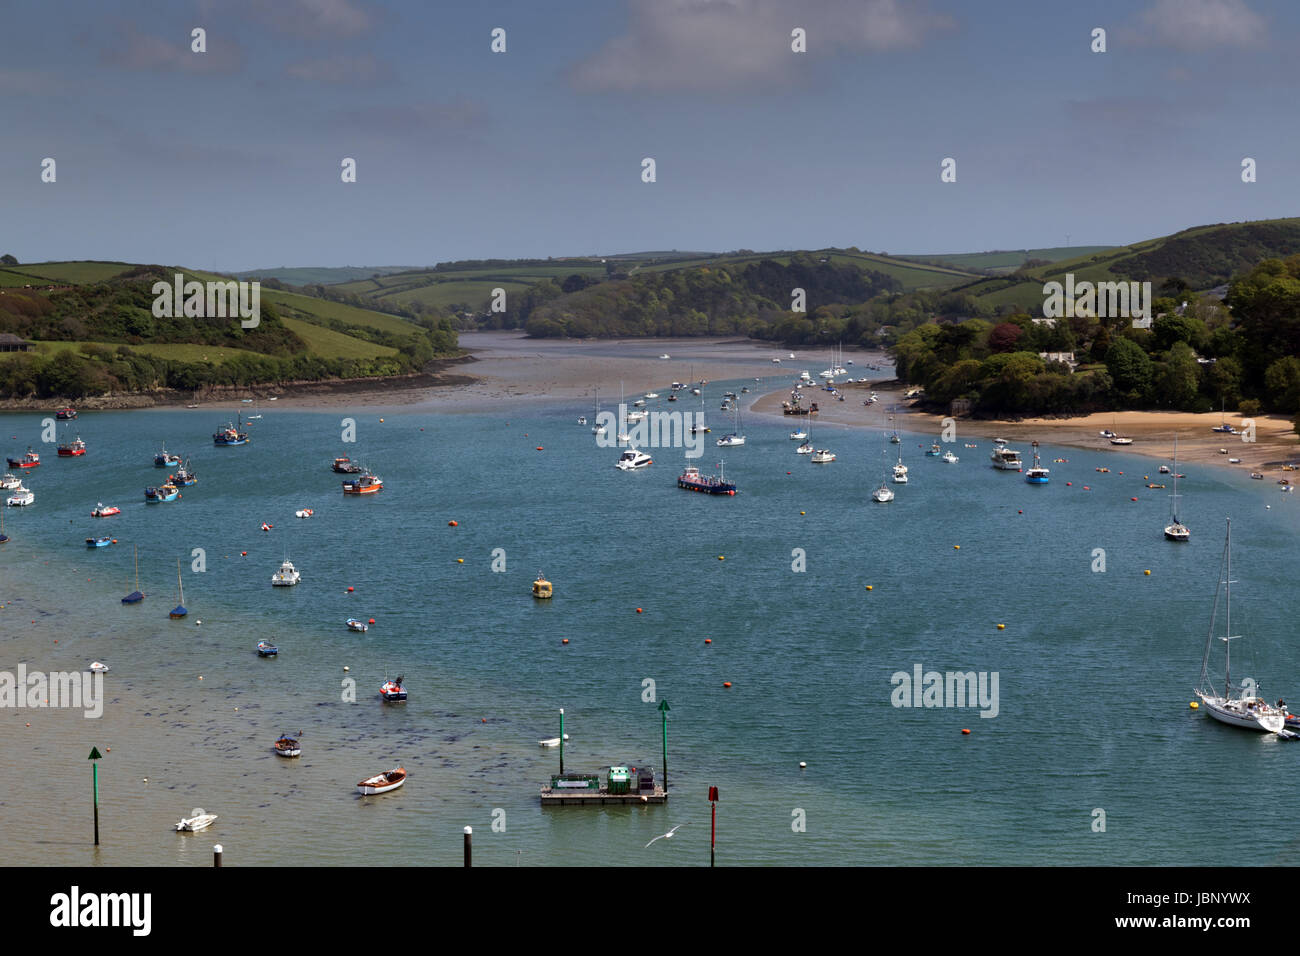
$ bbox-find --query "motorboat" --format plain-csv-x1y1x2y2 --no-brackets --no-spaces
154,446,181,467
274,734,301,758
6,486,34,507
86,536,114,548
615,448,653,470
169,461,197,486
942,451,960,464
0,473,19,490
1023,443,1048,482
332,457,362,473
57,436,86,457
271,559,301,586
926,443,941,456
357,768,406,795
342,472,383,495
175,809,218,832
346,618,369,632
892,462,908,483
145,484,180,503
6,448,39,469
380,676,407,702
532,573,553,599
91,503,120,517
257,640,278,657
810,449,836,463
295,508,314,518
88,661,110,673
56,407,76,420
539,735,571,747
990,447,1023,470
213,419,249,445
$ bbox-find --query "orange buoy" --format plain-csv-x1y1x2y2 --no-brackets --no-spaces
448,520,458,526
723,682,732,688
368,618,375,624
562,638,569,644
1131,497,1138,501
704,638,712,644
1017,510,1022,514
347,586,354,592
536,446,544,451
1066,482,1071,486
636,607,643,614
961,728,971,735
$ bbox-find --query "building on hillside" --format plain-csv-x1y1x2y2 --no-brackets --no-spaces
0,333,33,353
1039,351,1077,370
950,398,972,417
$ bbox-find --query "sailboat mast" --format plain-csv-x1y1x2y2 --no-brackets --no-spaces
1223,518,1232,698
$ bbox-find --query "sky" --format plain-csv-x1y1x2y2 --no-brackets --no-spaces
2,0,1298,271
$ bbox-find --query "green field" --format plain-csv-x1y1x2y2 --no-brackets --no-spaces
895,246,1115,274
235,266,419,285
261,288,421,336
31,340,275,363
8,261,137,284
276,317,399,359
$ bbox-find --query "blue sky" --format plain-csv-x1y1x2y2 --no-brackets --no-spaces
2,0,1298,270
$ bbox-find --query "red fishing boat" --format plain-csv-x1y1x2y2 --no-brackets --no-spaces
57,436,86,457
91,503,121,517
6,448,39,469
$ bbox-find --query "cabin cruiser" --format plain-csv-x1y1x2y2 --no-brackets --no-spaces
271,559,301,586
990,446,1023,470
615,448,653,470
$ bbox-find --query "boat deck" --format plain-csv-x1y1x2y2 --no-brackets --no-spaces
540,786,668,806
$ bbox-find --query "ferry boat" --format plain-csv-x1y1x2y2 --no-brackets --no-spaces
257,640,278,657
342,472,383,495
213,419,249,445
6,448,40,469
56,407,77,420
91,503,120,517
357,767,406,795
57,436,86,457
616,448,653,470
169,460,197,486
990,446,1023,470
86,536,114,548
6,486,34,507
270,559,301,586
332,456,361,473
532,573,553,599
145,483,180,503
274,734,301,757
678,463,737,495
346,618,369,632
380,675,407,702
154,445,181,467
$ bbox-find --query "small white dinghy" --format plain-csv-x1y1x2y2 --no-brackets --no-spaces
538,734,571,748
357,767,406,795
88,661,110,673
175,808,217,832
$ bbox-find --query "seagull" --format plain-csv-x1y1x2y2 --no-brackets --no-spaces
645,823,691,848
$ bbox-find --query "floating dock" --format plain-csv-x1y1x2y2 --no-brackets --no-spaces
540,766,666,805
540,786,668,806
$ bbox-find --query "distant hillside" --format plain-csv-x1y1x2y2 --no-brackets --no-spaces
895,246,1115,275
0,261,458,399
234,265,420,285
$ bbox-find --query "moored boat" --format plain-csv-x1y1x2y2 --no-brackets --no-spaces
154,445,181,467
91,503,120,517
346,618,369,632
678,462,737,495
169,460,197,486
57,436,86,457
145,483,180,503
88,661,110,673
213,418,249,446
6,448,40,469
175,809,217,832
270,559,301,586
990,446,1023,470
0,473,20,490
257,640,278,657
380,675,407,702
532,573,553,599
56,406,77,420
85,536,114,548
274,734,301,757
6,486,34,507
342,472,383,495
357,767,406,795
332,456,361,473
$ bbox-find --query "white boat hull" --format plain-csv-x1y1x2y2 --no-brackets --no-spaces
1197,693,1285,733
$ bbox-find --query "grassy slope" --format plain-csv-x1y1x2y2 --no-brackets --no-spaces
895,246,1115,273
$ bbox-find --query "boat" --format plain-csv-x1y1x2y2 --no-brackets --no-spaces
1194,519,1286,734
990,446,1023,470
591,388,606,436
892,440,908,483
332,456,362,473
789,429,807,440
1165,438,1190,542
1110,436,1134,446
690,390,710,434
1250,472,1265,480
6,448,39,469
644,392,659,400
169,559,187,618
56,407,76,420
295,508,314,518
357,768,406,795
271,559,301,586
539,734,570,747
615,448,653,470
91,503,120,517
175,809,218,832
1158,465,1171,474
810,448,836,463
154,445,181,467
88,661,110,673
626,408,648,423
86,536,114,548
942,451,960,464
926,443,941,457
144,483,180,503
0,473,19,490
795,440,813,455
872,483,894,502
1023,443,1048,483
380,675,407,702
532,573,553,599
678,462,737,495
169,460,197,486
6,486,34,507
257,640,278,657
660,354,671,359
347,618,369,632
274,734,301,757
122,545,144,604
213,418,249,446
342,471,383,495
578,416,587,425
57,435,86,457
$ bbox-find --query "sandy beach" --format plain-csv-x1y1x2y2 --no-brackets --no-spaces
751,380,1300,477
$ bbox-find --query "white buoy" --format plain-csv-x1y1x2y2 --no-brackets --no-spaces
799,762,807,769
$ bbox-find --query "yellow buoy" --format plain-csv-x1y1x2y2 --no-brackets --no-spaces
457,558,464,564
996,623,1005,630
954,545,960,550
717,555,724,561
1189,701,1199,709
865,585,873,591
1144,569,1151,575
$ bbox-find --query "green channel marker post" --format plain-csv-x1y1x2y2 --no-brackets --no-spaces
659,700,670,792
88,747,103,845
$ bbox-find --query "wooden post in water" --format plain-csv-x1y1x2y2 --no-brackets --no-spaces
558,708,564,776
213,844,223,867
463,826,472,867
709,786,718,867
658,700,670,792
87,747,103,845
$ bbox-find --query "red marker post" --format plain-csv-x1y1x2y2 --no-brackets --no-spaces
708,786,718,867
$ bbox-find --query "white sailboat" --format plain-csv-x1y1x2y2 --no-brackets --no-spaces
591,388,605,435
1194,519,1285,734
1165,436,1189,542
717,404,745,447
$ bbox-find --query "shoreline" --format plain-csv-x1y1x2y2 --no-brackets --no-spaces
750,381,1300,477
